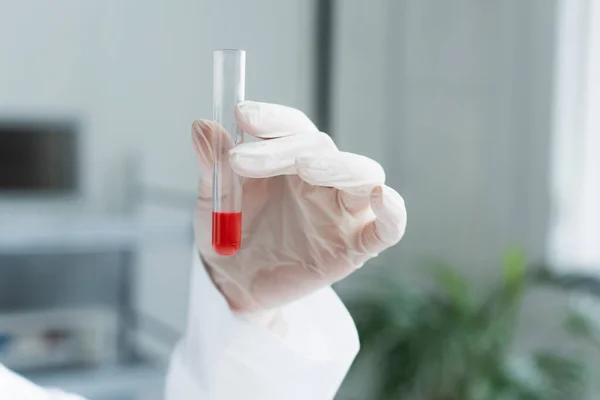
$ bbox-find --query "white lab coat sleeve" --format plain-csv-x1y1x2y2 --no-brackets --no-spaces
165,252,360,400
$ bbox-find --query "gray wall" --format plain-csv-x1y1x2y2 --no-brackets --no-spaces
332,0,557,281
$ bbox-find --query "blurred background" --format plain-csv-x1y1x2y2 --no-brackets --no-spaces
0,0,599,399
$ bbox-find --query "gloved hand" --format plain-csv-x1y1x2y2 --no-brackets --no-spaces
192,101,406,312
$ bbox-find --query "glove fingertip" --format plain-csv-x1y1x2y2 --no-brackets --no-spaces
236,101,319,138
236,101,262,137
370,185,407,243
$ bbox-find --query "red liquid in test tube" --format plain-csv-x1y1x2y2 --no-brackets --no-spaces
212,212,242,256
212,49,245,256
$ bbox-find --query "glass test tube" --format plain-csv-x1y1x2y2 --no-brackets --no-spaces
212,49,245,256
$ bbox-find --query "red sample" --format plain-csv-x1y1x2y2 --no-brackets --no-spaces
212,212,242,256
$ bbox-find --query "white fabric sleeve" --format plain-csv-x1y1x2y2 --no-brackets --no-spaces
0,364,85,400
165,253,360,400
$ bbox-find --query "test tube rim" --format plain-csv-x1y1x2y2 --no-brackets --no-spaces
214,48,246,54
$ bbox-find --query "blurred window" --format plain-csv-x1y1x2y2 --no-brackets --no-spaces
549,0,600,270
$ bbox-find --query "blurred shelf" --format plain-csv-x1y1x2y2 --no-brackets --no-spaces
23,358,166,400
0,212,191,254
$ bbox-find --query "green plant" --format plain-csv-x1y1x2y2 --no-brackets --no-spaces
344,250,600,400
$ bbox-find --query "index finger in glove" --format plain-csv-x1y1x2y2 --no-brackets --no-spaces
229,131,337,178
296,152,385,213
295,151,385,199
235,101,319,139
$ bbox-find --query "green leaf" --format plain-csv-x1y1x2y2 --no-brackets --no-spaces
533,351,586,399
427,260,471,312
564,308,600,346
349,300,391,347
342,251,597,400
502,247,526,292
494,248,527,331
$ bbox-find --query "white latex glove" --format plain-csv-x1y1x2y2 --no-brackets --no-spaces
192,101,406,312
